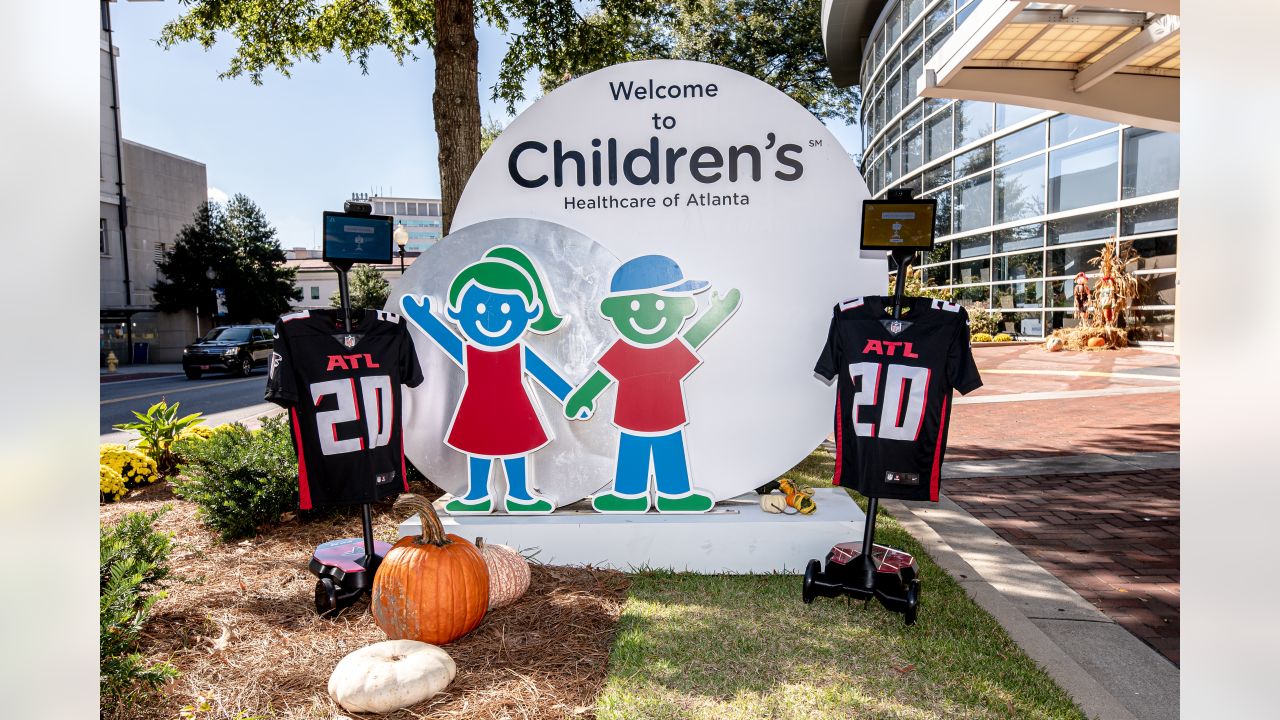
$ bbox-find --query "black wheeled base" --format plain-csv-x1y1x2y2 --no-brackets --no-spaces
802,496,922,625
309,502,392,617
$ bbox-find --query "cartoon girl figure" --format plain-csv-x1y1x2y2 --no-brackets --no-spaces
400,246,575,515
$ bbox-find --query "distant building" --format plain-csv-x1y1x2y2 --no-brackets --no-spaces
351,192,444,252
100,1,207,364
285,247,418,311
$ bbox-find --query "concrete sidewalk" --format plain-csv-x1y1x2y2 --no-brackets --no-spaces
889,450,1180,720
100,362,185,382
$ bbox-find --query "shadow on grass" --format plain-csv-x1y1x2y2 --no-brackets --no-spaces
596,449,1088,720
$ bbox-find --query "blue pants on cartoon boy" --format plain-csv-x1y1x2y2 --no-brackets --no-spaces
613,430,691,497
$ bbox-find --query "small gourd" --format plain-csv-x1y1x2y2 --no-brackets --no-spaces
475,537,531,610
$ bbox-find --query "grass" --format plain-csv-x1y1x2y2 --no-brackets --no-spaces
595,450,1088,720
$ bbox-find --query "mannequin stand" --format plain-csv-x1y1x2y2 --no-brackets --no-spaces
802,246,922,625
309,260,390,616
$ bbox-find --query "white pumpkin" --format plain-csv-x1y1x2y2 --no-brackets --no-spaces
476,537,531,610
327,639,456,714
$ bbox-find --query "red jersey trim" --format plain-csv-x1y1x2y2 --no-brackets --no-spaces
929,395,949,501
290,407,313,510
833,396,844,486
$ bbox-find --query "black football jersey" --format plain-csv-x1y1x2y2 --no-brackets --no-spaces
814,296,982,502
265,308,424,509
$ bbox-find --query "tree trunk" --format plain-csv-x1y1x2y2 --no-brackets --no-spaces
433,0,482,236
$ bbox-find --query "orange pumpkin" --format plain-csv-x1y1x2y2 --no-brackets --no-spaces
1087,337,1107,348
373,494,489,645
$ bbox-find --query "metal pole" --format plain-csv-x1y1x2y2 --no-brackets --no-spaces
860,496,880,590
333,260,376,571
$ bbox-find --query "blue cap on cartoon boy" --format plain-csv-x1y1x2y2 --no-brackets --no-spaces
609,254,709,295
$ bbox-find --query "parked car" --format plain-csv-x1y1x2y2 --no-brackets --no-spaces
182,324,275,379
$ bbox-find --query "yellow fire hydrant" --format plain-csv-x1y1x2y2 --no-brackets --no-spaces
105,351,118,373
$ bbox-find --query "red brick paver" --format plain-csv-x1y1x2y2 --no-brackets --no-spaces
945,470,1180,665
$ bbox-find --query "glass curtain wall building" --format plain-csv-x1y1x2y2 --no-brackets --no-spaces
859,0,1180,341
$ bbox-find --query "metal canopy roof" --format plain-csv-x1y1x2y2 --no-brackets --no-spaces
821,0,890,87
921,1,1179,131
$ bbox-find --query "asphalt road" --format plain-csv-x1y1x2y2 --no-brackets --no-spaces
100,369,280,442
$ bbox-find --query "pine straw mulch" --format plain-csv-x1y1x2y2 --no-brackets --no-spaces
101,482,631,720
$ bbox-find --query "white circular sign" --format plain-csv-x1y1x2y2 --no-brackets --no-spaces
401,59,881,510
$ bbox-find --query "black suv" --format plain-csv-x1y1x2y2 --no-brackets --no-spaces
182,325,275,379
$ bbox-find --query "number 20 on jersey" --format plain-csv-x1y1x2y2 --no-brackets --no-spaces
848,362,931,440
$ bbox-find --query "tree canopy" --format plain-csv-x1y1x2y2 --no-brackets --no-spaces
154,195,300,324
160,0,859,231
330,263,392,311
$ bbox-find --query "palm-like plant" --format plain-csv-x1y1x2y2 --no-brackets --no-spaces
113,401,204,476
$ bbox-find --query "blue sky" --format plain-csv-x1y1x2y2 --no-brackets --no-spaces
111,2,861,250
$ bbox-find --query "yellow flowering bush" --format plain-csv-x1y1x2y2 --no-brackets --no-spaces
100,465,127,502
177,424,218,442
99,445,161,503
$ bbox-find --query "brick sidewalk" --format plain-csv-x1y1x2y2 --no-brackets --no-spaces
945,469,1180,665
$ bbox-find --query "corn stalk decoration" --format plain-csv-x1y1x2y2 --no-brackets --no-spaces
1050,239,1142,350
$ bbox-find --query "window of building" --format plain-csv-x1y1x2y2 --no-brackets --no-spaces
954,172,992,232
996,104,1041,130
1122,199,1179,236
955,143,992,177
1127,308,1175,341
904,103,924,133
902,51,924,108
930,188,953,236
956,0,979,26
1048,242,1107,277
905,25,924,56
924,164,951,191
994,281,1043,309
925,263,951,287
1048,210,1116,245
956,100,994,147
925,108,953,162
311,286,319,300
953,284,990,305
886,71,902,120
903,128,923,174
1134,271,1177,306
926,21,954,60
1048,133,1118,213
994,251,1043,283
995,121,1045,163
100,218,109,255
886,144,901,185
996,223,1045,253
396,201,407,215
1122,128,1179,199
886,5,902,46
154,242,168,263
1128,235,1178,271
904,0,924,25
995,155,1046,223
926,2,952,35
1049,114,1116,146
957,233,991,258
1047,278,1084,308
926,238,951,265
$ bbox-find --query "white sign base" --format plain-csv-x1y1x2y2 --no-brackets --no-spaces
397,488,866,574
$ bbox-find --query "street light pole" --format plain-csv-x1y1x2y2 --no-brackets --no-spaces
393,222,409,275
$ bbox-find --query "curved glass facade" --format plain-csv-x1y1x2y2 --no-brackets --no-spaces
859,0,1180,341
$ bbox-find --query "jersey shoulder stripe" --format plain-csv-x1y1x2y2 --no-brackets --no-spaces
839,297,865,312
930,299,961,313
375,310,400,324
280,310,311,322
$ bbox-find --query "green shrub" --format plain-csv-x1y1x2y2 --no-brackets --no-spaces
993,333,1014,342
966,301,1001,336
172,416,299,541
101,508,177,708
113,400,205,476
971,332,994,343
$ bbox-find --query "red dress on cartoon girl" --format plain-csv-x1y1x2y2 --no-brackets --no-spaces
447,344,549,458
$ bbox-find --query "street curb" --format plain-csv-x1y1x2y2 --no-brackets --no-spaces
883,498,1142,720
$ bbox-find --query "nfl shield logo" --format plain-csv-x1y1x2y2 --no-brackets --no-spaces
342,335,357,348
889,320,903,334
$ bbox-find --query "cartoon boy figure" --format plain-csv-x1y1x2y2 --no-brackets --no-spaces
565,255,741,513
